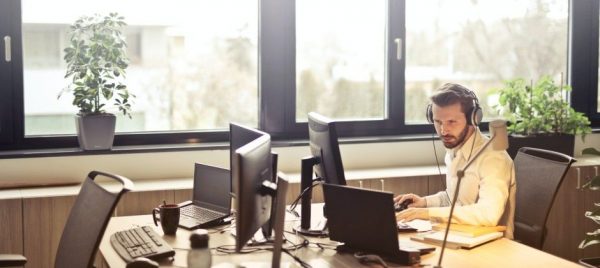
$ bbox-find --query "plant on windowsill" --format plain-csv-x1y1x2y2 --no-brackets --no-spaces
492,75,591,158
59,13,134,150
579,148,600,267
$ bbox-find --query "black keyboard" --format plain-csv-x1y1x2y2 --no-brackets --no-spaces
181,206,223,222
110,226,175,262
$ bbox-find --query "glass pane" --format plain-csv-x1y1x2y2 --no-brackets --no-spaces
296,0,385,121
405,0,568,124
22,0,258,135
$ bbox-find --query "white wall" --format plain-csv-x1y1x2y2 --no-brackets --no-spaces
1,133,599,188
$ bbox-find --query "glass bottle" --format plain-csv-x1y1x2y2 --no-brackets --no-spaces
187,229,211,268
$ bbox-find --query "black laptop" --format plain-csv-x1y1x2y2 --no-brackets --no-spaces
322,183,434,265
178,163,232,229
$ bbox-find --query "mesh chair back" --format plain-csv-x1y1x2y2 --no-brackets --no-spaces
54,171,133,268
514,147,574,249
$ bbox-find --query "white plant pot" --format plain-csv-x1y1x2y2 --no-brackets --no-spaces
76,114,116,150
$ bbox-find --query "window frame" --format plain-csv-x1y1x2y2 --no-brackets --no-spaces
570,0,600,128
261,0,434,141
0,0,597,152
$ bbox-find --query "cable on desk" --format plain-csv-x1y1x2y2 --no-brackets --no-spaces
353,252,389,268
207,222,235,234
287,179,322,217
282,248,312,268
310,241,339,250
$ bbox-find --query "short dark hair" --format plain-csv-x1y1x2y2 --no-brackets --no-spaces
430,83,477,116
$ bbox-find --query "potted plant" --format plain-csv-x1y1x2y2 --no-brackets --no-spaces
492,75,591,158
59,13,133,150
579,148,600,267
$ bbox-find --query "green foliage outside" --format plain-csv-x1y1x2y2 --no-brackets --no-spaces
492,75,590,138
60,13,134,117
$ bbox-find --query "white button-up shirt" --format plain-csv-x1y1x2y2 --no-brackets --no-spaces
425,128,516,238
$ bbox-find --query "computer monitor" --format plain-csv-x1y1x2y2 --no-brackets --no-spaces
229,122,267,182
232,134,274,252
308,112,347,185
229,123,278,238
295,112,347,236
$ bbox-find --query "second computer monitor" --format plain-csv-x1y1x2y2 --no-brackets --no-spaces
232,134,273,252
308,112,347,185
230,123,269,192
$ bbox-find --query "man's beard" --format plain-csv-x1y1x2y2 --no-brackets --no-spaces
441,125,470,149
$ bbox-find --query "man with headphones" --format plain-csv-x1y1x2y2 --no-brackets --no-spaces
395,83,516,238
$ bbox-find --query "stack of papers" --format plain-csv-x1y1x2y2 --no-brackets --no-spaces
410,224,506,249
432,224,506,237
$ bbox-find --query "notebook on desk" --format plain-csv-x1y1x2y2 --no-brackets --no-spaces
178,163,231,229
323,184,435,265
411,231,503,249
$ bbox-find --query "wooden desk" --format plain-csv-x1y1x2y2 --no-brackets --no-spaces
100,213,581,268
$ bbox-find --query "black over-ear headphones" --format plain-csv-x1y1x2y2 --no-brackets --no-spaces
425,86,483,126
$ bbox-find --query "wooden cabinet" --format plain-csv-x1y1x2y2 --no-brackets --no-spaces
0,198,23,255
23,196,76,268
582,166,600,259
115,190,173,216
9,163,600,267
544,165,600,262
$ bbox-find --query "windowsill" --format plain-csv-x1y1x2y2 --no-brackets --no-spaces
0,133,435,159
1,128,600,159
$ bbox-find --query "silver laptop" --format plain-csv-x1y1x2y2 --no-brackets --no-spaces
179,163,231,229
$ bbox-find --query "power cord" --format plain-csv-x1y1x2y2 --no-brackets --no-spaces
353,252,389,267
353,252,431,268
287,178,322,217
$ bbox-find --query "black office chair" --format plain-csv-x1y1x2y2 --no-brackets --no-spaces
0,171,133,267
513,147,575,249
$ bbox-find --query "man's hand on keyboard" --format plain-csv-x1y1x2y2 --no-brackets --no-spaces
396,207,429,222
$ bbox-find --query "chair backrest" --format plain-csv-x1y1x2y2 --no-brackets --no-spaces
54,171,133,268
514,147,574,249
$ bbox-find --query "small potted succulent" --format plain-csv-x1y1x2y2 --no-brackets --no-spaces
59,12,133,150
492,75,591,158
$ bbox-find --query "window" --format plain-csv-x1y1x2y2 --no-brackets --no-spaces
295,0,385,122
21,0,259,136
405,0,568,124
0,0,598,150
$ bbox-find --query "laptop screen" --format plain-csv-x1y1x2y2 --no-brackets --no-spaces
193,163,231,212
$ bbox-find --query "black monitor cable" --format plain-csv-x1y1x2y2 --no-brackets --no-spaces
353,252,430,268
431,132,449,202
212,234,312,268
287,178,322,217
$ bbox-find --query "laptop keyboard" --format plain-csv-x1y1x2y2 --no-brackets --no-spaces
181,206,224,222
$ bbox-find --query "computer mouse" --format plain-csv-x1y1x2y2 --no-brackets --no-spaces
126,257,159,268
394,199,413,212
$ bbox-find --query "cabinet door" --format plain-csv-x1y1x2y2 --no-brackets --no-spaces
428,174,445,195
115,190,173,216
370,176,429,197
0,199,23,254
583,166,600,259
544,166,587,261
23,196,76,268
173,189,193,204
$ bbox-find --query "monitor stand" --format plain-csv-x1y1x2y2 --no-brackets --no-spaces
229,174,290,268
292,156,329,237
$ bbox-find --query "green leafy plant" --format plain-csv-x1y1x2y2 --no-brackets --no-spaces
580,148,600,249
493,75,590,138
60,12,133,117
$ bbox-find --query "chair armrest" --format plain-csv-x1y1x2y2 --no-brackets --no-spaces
0,254,27,267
